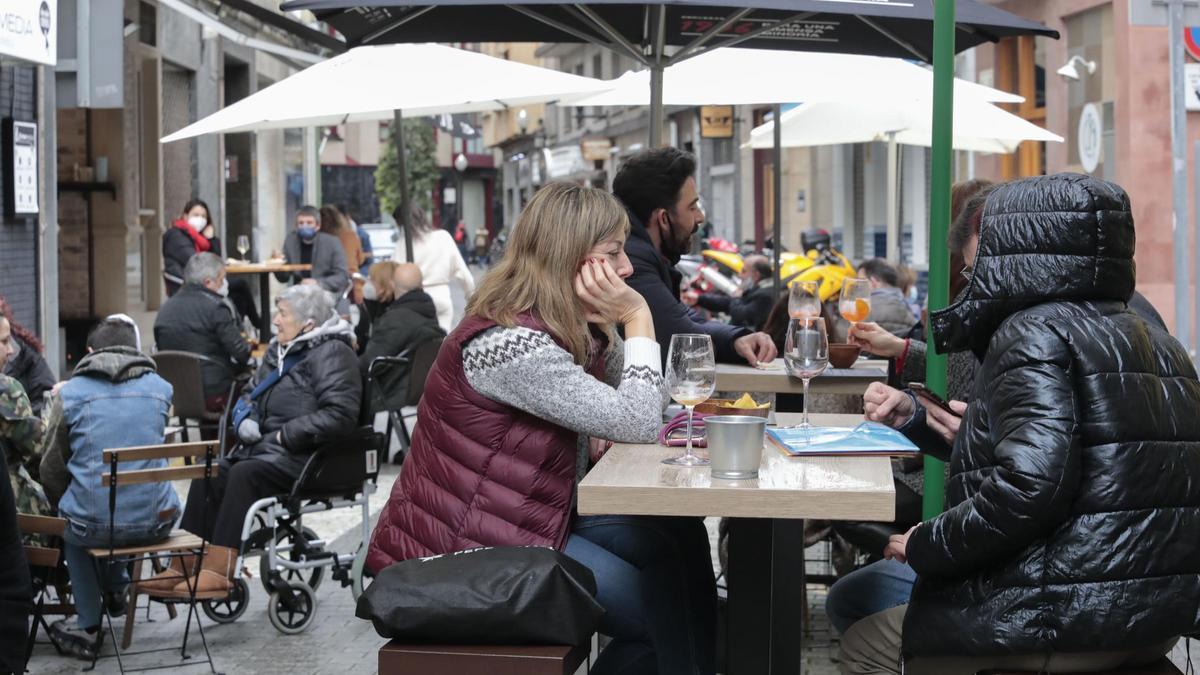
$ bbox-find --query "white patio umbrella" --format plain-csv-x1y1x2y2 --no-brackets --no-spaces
161,43,610,258
557,48,1029,267
745,98,1062,261
559,48,1023,108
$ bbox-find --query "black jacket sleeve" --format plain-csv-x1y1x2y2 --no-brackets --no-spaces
731,292,775,331
905,319,1080,579
696,293,732,314
210,301,251,371
626,265,750,364
279,342,363,453
162,229,195,284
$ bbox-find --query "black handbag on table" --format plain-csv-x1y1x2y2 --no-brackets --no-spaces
356,546,604,646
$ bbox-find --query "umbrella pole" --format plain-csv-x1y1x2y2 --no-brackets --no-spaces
923,0,954,520
772,103,783,301
649,63,665,147
886,133,900,264
394,108,414,261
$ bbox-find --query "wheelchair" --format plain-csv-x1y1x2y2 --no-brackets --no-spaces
194,404,386,634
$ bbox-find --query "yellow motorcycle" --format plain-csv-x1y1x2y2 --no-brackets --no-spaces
699,231,856,301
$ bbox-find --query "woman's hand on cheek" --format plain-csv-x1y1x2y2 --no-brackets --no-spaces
575,259,646,325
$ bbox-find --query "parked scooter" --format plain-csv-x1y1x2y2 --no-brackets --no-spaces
685,230,856,303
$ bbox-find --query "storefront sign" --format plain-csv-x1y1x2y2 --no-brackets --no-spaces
581,137,612,161
1186,62,1200,110
0,0,55,66
1130,0,1200,27
700,105,734,138
4,119,38,215
1077,103,1102,174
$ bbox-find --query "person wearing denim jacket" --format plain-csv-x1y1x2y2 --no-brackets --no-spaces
38,319,178,660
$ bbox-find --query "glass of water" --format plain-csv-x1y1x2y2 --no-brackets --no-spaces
784,317,829,433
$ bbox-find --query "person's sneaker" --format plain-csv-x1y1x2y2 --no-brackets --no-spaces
105,590,127,617
48,618,103,660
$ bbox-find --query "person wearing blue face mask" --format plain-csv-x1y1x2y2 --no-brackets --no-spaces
274,205,350,300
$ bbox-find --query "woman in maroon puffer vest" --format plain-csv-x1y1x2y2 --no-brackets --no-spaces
368,183,716,675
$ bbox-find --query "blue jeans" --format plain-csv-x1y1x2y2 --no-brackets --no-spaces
564,515,717,675
62,518,174,630
825,558,917,635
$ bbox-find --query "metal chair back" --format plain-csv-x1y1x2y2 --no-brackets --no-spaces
404,336,443,408
153,351,222,421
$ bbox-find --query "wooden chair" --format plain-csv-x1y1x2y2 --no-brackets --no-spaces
19,513,71,665
981,657,1183,675
378,642,589,675
87,440,221,673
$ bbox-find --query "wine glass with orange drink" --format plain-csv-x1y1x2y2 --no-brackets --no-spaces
839,278,871,325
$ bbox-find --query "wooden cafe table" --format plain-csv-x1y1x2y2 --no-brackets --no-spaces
715,358,888,396
225,261,312,339
578,412,895,675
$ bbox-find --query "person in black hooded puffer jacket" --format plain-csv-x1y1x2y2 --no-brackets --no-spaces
839,173,1200,674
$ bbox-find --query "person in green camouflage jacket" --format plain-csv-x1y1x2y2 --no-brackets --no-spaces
0,374,48,516
0,313,48,516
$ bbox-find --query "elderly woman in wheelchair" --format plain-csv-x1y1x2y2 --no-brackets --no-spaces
142,284,361,597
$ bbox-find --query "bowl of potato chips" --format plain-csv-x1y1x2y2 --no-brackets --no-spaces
694,392,771,418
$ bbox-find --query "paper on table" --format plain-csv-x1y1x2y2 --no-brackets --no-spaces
766,422,919,457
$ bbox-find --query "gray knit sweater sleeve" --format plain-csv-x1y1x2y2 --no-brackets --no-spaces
463,326,665,443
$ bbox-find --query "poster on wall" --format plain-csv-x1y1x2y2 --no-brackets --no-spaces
1186,63,1200,111
3,119,38,216
0,0,56,66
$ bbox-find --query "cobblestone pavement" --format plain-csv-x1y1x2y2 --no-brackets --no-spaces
24,501,1200,675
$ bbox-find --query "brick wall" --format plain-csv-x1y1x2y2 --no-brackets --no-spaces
57,108,90,319
0,62,40,332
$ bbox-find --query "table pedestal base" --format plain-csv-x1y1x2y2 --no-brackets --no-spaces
727,518,807,675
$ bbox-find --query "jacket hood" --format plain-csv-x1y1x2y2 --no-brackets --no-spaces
931,173,1136,356
274,312,355,369
73,346,158,382
390,289,438,321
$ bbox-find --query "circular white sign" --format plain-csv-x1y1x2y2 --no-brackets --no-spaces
1078,103,1102,174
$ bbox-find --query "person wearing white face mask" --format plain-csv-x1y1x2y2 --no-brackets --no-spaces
154,252,252,414
690,254,777,331
357,262,445,410
163,199,223,297
162,199,262,329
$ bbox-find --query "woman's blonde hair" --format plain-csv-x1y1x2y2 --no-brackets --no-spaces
369,261,400,304
467,182,630,365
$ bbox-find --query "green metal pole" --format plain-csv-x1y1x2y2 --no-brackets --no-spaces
923,0,955,521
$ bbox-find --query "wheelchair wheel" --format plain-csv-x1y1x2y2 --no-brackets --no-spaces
201,578,249,624
267,581,317,635
350,542,371,601
260,526,324,594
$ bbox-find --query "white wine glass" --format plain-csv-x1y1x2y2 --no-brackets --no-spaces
664,334,716,467
789,280,821,319
784,317,830,435
236,235,251,262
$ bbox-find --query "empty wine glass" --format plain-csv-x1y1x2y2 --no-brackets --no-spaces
784,317,830,434
789,280,821,319
664,334,716,466
237,235,251,262
839,278,871,324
